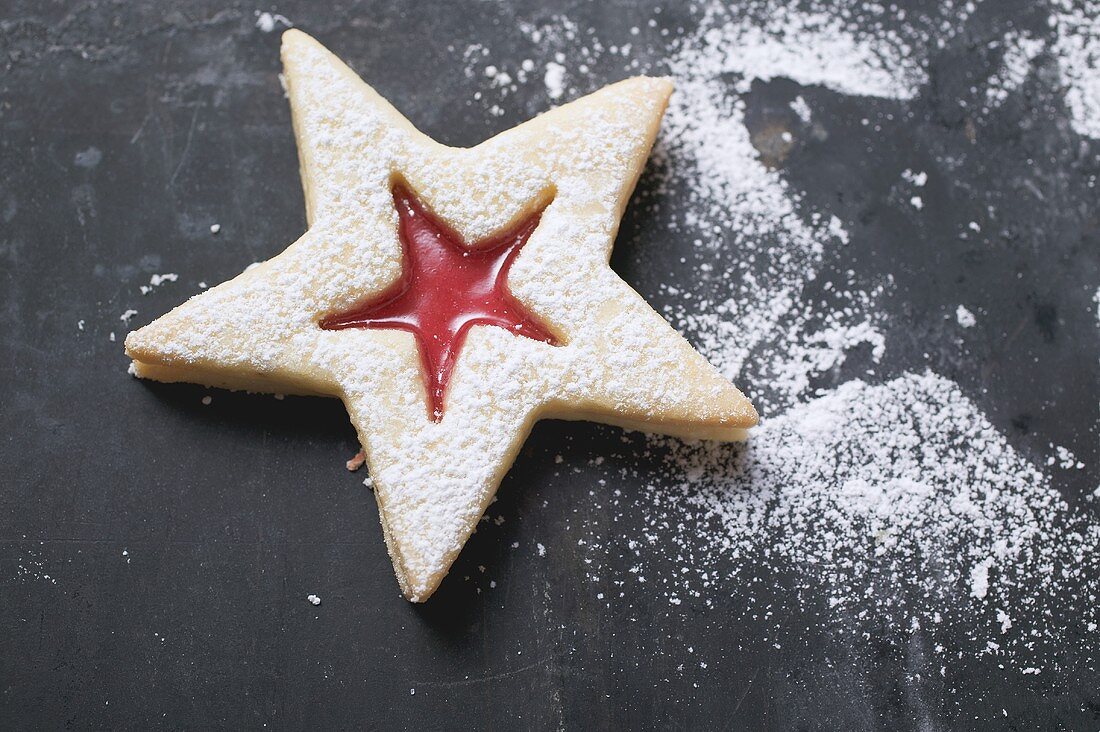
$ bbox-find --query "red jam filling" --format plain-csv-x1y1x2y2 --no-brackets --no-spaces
320,184,559,421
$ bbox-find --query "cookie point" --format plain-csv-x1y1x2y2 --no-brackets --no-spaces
279,27,317,58
744,402,761,428
122,329,143,357
280,27,309,44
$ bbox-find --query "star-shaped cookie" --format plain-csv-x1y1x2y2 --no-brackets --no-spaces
126,30,757,602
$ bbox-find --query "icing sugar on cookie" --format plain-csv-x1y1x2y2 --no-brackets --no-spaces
125,30,756,602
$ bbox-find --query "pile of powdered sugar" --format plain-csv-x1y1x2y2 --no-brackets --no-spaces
460,0,1100,673
622,374,1098,671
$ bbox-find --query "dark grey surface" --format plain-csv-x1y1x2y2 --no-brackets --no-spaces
1,1,1098,729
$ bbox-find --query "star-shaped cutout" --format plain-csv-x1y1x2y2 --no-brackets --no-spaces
126,30,757,602
321,183,559,422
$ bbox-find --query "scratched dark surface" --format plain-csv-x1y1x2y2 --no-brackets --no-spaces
1,1,1099,729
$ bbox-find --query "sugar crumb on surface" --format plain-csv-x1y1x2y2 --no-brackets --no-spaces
255,10,292,33
956,304,977,328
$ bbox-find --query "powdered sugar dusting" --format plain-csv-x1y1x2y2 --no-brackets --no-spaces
255,10,292,34
544,61,566,101
984,32,1045,110
578,373,1099,671
956,304,977,328
128,31,756,601
1051,0,1100,138
481,2,1100,671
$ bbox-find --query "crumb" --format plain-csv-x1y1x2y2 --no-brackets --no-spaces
544,61,566,100
346,450,366,471
956,305,977,328
255,11,292,33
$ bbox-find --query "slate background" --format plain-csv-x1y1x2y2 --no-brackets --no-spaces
1,1,1098,729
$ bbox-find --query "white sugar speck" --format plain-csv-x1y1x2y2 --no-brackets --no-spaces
790,95,812,122
307,594,321,606
902,169,928,187
544,62,566,100
140,273,178,295
970,558,994,600
956,305,977,328
255,11,292,33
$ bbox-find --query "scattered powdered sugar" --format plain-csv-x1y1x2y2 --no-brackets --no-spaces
967,3,1100,139
483,2,1099,670
676,5,927,100
984,32,1046,110
578,373,1099,670
1049,443,1085,470
638,4,932,401
16,542,57,586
